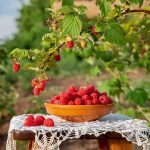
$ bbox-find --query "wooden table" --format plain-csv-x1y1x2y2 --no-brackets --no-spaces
13,130,133,150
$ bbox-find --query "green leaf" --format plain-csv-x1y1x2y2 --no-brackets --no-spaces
62,0,74,6
89,66,101,77
7,48,20,57
95,21,107,32
62,13,82,38
50,0,58,7
22,63,38,70
124,107,136,118
97,0,111,17
48,60,58,69
79,14,88,32
57,6,73,13
104,19,125,45
96,51,114,62
128,0,143,8
75,5,87,12
16,49,28,60
127,88,148,107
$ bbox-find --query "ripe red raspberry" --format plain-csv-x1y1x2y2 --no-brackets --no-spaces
65,92,74,100
77,89,88,98
92,99,100,105
100,92,107,97
75,98,82,105
39,83,45,91
49,100,54,104
107,97,113,104
54,54,60,62
60,97,68,105
92,26,99,35
93,89,99,95
54,100,60,104
82,95,90,101
52,95,60,101
68,101,75,105
13,63,20,72
85,87,92,95
59,91,65,97
44,77,49,82
83,100,92,105
99,95,108,105
27,115,34,120
90,93,98,99
72,92,79,99
32,79,38,87
66,86,76,93
24,120,36,127
33,87,40,96
89,85,95,90
142,49,146,54
35,115,45,126
67,41,74,48
79,85,85,90
75,88,79,92
44,118,54,127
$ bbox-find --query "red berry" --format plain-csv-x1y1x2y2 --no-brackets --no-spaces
33,87,40,96
100,92,107,97
54,100,60,104
75,98,82,105
49,100,54,104
89,85,95,90
93,89,99,95
59,91,65,97
90,93,98,99
24,120,36,127
79,85,85,90
75,88,79,92
68,101,75,105
27,115,34,120
82,95,90,101
32,79,38,87
44,78,49,82
72,92,79,99
60,97,68,105
44,118,54,127
52,96,60,101
65,92,74,100
83,100,92,105
92,99,100,105
54,54,60,62
67,41,74,48
99,95,108,105
92,26,99,35
142,49,146,54
35,115,45,126
77,89,88,97
13,63,20,72
66,86,76,93
107,97,113,104
39,83,45,91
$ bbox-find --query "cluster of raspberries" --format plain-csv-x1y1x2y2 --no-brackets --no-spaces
32,77,49,96
24,115,54,127
49,85,113,105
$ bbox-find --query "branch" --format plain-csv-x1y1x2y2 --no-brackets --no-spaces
114,9,150,19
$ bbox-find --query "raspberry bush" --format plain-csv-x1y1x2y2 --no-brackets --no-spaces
7,0,150,122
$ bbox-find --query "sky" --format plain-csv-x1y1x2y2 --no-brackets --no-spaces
0,0,29,43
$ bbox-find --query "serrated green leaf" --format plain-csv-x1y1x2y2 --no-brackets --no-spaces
96,51,114,62
7,48,20,57
49,48,57,53
127,88,148,107
50,0,58,7
48,60,58,69
34,49,41,54
15,49,28,60
128,0,143,8
57,6,73,13
62,13,82,38
62,0,74,6
79,14,88,32
95,21,107,32
97,0,111,17
104,19,125,45
45,8,56,12
22,63,38,70
75,5,87,12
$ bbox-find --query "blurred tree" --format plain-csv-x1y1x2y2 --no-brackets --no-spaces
5,0,49,52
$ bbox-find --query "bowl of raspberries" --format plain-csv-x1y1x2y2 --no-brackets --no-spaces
44,85,114,122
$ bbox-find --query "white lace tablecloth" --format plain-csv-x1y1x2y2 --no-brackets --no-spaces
6,113,150,150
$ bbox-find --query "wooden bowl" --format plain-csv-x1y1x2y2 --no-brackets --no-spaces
44,103,114,122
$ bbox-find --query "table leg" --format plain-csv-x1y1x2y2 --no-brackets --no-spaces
97,139,132,150
27,140,34,150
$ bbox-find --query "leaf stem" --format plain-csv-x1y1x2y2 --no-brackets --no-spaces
137,105,150,122
100,58,117,78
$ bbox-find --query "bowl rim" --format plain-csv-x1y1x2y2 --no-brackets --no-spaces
44,102,114,109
